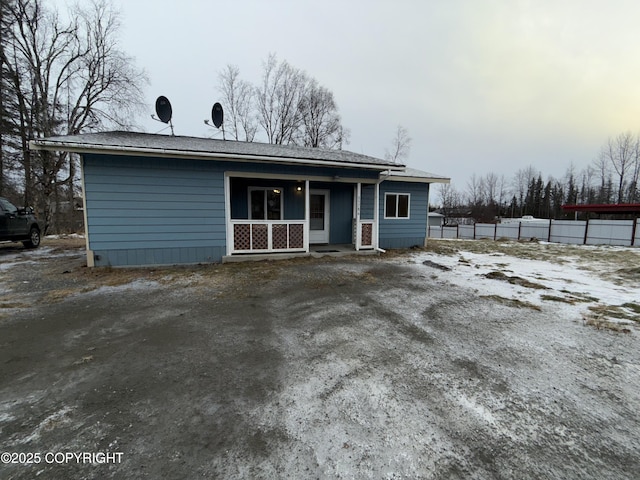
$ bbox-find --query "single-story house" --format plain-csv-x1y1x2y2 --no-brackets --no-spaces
31,132,449,267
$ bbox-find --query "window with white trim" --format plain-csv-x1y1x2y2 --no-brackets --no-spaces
248,187,283,220
384,193,410,219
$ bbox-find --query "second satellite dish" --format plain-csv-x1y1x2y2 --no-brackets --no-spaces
155,96,173,124
212,103,224,128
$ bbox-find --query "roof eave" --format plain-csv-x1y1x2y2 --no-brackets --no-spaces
386,174,451,184
29,139,404,172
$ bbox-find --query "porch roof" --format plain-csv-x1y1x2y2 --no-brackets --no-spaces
30,131,405,171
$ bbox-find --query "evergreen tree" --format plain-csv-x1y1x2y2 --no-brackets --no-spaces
565,173,578,205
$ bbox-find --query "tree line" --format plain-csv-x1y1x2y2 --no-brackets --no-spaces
0,0,147,232
438,131,640,222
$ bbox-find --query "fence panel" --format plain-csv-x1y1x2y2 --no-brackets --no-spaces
520,223,550,240
442,226,458,239
428,226,442,238
495,224,519,240
549,220,586,244
475,223,495,239
586,219,634,246
458,225,474,239
428,219,640,247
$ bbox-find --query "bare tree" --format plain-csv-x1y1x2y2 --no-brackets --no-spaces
384,125,411,163
598,132,639,203
2,0,147,230
496,174,507,211
512,166,538,216
218,54,348,149
438,182,462,225
466,173,485,207
0,0,13,195
217,64,257,142
298,79,347,149
484,172,499,206
592,153,613,203
256,53,308,145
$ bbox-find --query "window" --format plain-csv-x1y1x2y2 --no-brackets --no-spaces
384,193,410,219
248,187,283,220
0,198,17,214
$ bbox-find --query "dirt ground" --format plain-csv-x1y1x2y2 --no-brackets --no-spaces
1,238,639,479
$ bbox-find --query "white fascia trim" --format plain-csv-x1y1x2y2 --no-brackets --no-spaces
226,171,379,184
385,175,451,184
29,140,405,172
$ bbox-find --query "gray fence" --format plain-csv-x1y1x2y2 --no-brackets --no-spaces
428,219,640,247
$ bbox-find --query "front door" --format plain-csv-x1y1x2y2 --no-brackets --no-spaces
309,189,330,244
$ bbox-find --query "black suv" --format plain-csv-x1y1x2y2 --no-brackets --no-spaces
0,196,44,248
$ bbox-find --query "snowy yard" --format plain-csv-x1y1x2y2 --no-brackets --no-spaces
0,237,639,479
414,239,640,331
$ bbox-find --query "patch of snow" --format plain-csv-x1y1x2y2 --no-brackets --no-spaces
454,393,497,425
45,233,84,239
0,411,15,423
81,279,161,297
410,246,639,324
0,260,36,271
17,406,73,444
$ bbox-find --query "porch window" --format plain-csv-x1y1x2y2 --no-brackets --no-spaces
384,193,410,219
249,187,283,220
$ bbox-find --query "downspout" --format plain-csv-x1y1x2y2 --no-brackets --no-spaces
374,169,392,253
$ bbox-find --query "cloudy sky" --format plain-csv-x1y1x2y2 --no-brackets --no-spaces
69,0,640,194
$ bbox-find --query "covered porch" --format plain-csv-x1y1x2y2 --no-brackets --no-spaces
224,172,381,258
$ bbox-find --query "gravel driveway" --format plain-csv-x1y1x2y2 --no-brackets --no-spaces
1,238,639,479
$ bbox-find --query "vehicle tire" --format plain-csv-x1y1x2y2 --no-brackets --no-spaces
23,227,41,248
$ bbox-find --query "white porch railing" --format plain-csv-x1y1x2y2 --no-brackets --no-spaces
230,220,307,254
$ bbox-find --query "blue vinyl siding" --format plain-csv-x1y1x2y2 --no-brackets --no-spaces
84,154,226,266
378,181,429,249
360,184,375,219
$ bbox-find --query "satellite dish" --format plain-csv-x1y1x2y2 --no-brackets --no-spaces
155,96,173,124
212,102,224,128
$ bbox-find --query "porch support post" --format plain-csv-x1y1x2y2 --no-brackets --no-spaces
355,182,362,251
224,173,232,256
304,179,310,252
373,181,380,250
79,157,94,267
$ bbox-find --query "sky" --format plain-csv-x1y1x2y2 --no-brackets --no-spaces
55,0,640,197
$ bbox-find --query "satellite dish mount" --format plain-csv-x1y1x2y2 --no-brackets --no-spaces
152,95,174,135
204,102,225,140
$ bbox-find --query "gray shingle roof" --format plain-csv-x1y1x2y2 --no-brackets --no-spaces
387,167,450,183
31,131,403,170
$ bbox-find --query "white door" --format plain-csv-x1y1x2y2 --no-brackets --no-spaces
309,189,330,244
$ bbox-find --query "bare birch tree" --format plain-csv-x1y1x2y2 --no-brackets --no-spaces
384,125,411,163
218,54,348,148
256,53,308,145
298,79,347,149
217,64,257,141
